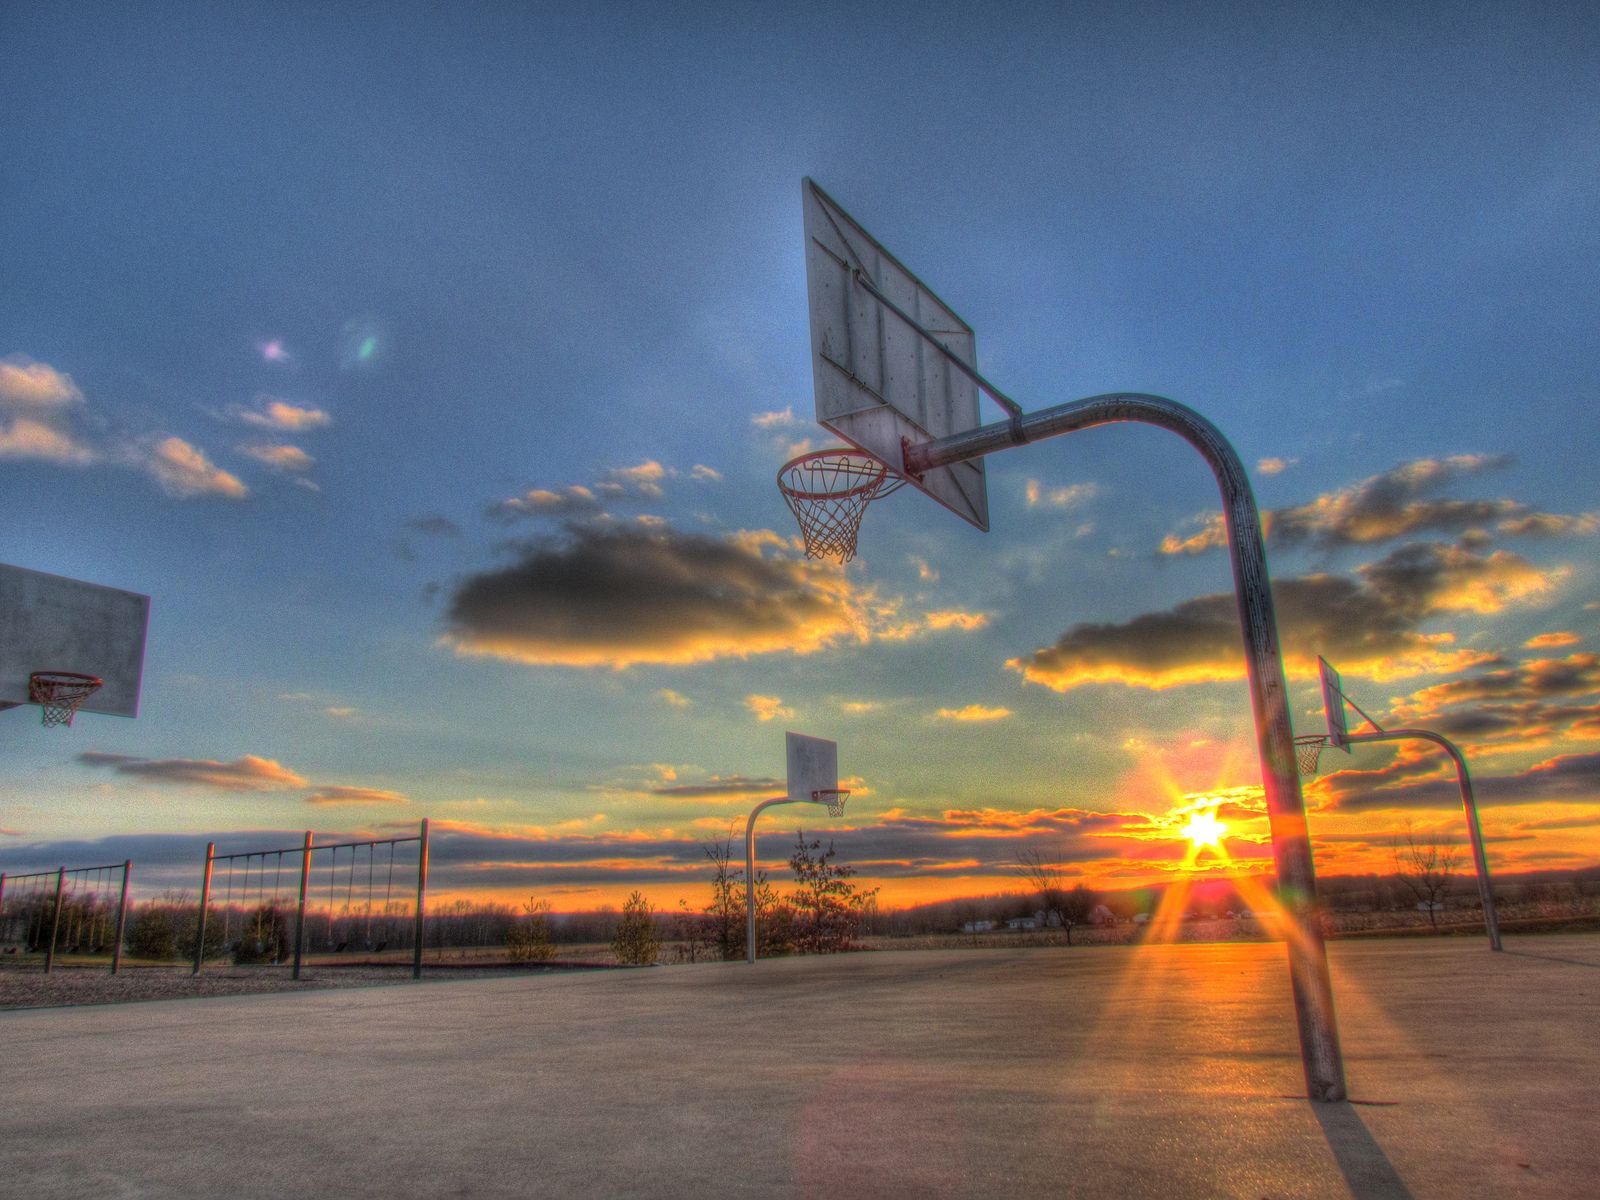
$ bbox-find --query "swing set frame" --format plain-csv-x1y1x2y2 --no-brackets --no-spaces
194,819,430,981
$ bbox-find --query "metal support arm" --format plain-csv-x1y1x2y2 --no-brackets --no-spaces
745,796,803,965
905,391,1347,1102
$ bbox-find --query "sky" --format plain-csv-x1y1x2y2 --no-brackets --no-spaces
3,1,1599,911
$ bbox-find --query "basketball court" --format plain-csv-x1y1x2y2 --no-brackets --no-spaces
1,937,1594,1198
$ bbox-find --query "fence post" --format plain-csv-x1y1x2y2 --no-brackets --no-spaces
112,861,131,975
292,831,313,981
193,843,214,975
45,867,65,974
412,818,430,980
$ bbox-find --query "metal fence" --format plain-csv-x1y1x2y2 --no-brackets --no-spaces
195,819,430,980
0,860,132,973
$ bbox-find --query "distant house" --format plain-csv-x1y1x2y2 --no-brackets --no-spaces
1006,916,1038,930
1131,913,1150,925
961,920,996,933
1089,904,1116,926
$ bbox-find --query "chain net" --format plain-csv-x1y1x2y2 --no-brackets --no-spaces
1294,735,1328,777
29,672,103,728
816,789,850,819
778,451,900,564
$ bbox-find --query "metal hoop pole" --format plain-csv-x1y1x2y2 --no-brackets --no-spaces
905,391,1346,1102
1346,729,1501,951
744,797,800,964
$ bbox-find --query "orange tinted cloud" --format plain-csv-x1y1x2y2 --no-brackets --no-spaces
305,785,409,806
141,436,248,499
935,704,1012,722
1526,631,1581,649
77,751,305,791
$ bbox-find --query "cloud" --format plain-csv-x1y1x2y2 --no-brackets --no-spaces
657,688,692,709
1009,539,1551,692
1525,631,1581,649
1257,456,1298,476
1025,480,1098,509
234,397,332,431
751,408,799,429
0,355,97,464
935,705,1012,722
1160,455,1592,555
492,486,602,519
923,611,990,633
77,751,306,791
745,694,794,723
1318,748,1600,812
406,514,463,538
441,523,877,668
690,464,722,482
305,785,409,807
1394,653,1600,716
840,700,882,714
139,436,248,499
650,775,784,801
240,443,315,473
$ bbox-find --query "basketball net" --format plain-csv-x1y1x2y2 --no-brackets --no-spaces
29,672,103,728
777,450,903,564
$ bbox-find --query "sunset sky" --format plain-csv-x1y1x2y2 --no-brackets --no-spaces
3,2,1598,910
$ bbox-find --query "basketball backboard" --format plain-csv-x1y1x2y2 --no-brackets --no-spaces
802,178,989,531
1318,657,1351,752
0,564,150,719
785,731,838,804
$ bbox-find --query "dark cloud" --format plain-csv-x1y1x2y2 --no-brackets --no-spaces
405,514,462,538
77,751,307,791
1397,653,1600,714
441,524,871,668
1316,748,1600,812
1161,454,1594,555
650,775,783,800
1009,540,1548,691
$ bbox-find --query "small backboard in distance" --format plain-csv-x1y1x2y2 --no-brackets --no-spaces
802,178,989,531
786,731,838,804
0,563,150,718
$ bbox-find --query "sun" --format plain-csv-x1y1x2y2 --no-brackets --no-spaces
1181,810,1227,850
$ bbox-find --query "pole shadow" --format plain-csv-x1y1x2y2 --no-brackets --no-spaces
1311,1102,1415,1200
1502,948,1600,971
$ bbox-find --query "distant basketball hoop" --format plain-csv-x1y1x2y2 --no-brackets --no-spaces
29,672,104,728
777,449,903,563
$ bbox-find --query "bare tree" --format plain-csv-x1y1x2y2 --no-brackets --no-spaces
1392,824,1460,933
1013,846,1097,945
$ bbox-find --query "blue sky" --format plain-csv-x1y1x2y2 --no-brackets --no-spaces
3,1,1599,906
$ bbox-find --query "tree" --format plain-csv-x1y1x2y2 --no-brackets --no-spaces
125,905,178,961
1013,846,1098,945
1392,824,1460,933
505,897,556,963
611,891,659,965
232,904,290,964
788,833,877,954
702,827,787,960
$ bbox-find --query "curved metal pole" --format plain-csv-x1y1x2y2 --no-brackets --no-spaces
906,391,1347,1102
745,797,800,964
1346,729,1501,951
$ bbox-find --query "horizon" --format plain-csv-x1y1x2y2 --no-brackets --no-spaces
4,3,1599,911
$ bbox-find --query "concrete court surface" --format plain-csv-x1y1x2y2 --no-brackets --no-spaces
1,936,1596,1199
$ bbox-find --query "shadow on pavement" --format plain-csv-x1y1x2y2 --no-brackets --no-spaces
1313,1102,1415,1200
1502,948,1600,970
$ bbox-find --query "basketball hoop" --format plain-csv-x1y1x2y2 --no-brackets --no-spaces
813,788,850,818
1294,735,1329,777
29,672,103,728
778,450,904,564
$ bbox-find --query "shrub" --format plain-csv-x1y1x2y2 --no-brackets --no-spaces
611,891,659,966
505,898,556,963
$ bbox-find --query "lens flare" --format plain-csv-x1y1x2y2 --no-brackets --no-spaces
1182,810,1227,850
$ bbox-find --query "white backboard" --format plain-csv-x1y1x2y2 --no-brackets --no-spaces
0,564,150,718
1318,657,1351,752
802,178,989,531
786,731,838,804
